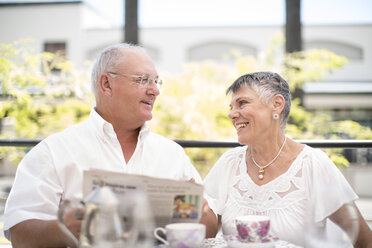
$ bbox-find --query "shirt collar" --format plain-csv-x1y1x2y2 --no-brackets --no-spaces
89,107,150,142
138,122,150,140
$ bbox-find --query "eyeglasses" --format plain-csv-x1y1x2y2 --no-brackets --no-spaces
107,72,162,90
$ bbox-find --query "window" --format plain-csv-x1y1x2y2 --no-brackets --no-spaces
188,41,257,62
43,42,67,72
304,40,363,61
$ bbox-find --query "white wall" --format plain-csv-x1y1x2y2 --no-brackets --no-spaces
0,4,85,64
0,3,371,81
304,25,372,81
94,25,372,81
140,26,283,74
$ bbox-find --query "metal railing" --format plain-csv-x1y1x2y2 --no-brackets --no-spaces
0,138,372,148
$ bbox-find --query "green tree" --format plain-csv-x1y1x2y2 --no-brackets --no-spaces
150,35,372,177
1,39,371,177
0,39,92,165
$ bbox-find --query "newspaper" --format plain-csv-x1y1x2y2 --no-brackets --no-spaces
83,169,204,227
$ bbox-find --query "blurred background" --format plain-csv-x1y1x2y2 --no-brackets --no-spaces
0,0,371,245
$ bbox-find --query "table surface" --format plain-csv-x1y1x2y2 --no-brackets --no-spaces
1,236,302,248
154,236,303,248
203,236,302,248
1,239,301,248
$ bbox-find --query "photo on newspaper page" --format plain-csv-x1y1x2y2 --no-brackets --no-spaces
83,169,204,227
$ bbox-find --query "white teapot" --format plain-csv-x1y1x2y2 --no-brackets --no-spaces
58,186,123,248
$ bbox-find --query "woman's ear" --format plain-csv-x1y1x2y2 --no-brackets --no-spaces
272,94,285,114
98,73,113,96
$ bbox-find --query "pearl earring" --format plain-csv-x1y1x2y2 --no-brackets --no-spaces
273,113,279,119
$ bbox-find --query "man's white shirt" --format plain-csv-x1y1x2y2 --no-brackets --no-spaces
4,108,202,239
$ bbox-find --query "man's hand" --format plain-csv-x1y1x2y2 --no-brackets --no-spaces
62,208,84,240
189,178,196,183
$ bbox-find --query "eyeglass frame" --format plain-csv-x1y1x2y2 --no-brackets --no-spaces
106,71,162,90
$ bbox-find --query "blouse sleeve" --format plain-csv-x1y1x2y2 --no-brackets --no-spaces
203,147,243,216
306,148,358,223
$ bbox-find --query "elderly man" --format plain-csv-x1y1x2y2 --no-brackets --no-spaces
4,43,202,247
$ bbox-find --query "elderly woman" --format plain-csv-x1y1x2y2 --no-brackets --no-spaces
200,72,372,247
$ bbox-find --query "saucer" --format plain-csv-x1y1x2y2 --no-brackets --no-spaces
223,235,278,248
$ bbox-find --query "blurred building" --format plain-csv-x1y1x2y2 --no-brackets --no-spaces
1,0,372,127
1,1,371,75
1,0,372,122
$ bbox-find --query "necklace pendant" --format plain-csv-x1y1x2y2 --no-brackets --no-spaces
258,168,264,180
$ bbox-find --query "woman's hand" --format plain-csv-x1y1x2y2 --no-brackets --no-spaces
199,200,221,238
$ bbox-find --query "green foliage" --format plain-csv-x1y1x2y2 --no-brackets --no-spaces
1,38,371,176
284,49,348,91
149,63,237,175
151,62,236,140
150,35,371,176
0,40,92,165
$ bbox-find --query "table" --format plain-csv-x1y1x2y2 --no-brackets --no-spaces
203,236,303,248
155,236,303,248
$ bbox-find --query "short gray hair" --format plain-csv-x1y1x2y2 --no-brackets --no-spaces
226,72,291,130
91,43,146,98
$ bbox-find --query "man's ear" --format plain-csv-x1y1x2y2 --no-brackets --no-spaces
272,94,285,114
98,73,113,96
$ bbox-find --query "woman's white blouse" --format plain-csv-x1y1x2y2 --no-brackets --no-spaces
203,145,358,246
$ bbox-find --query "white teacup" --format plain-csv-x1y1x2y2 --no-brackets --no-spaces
235,215,270,242
153,223,205,248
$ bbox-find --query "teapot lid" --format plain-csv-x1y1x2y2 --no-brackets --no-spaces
85,185,119,206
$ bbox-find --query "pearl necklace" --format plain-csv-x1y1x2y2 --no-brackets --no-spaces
251,137,287,180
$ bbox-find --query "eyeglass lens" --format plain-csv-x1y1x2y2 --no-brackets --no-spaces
142,77,162,90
